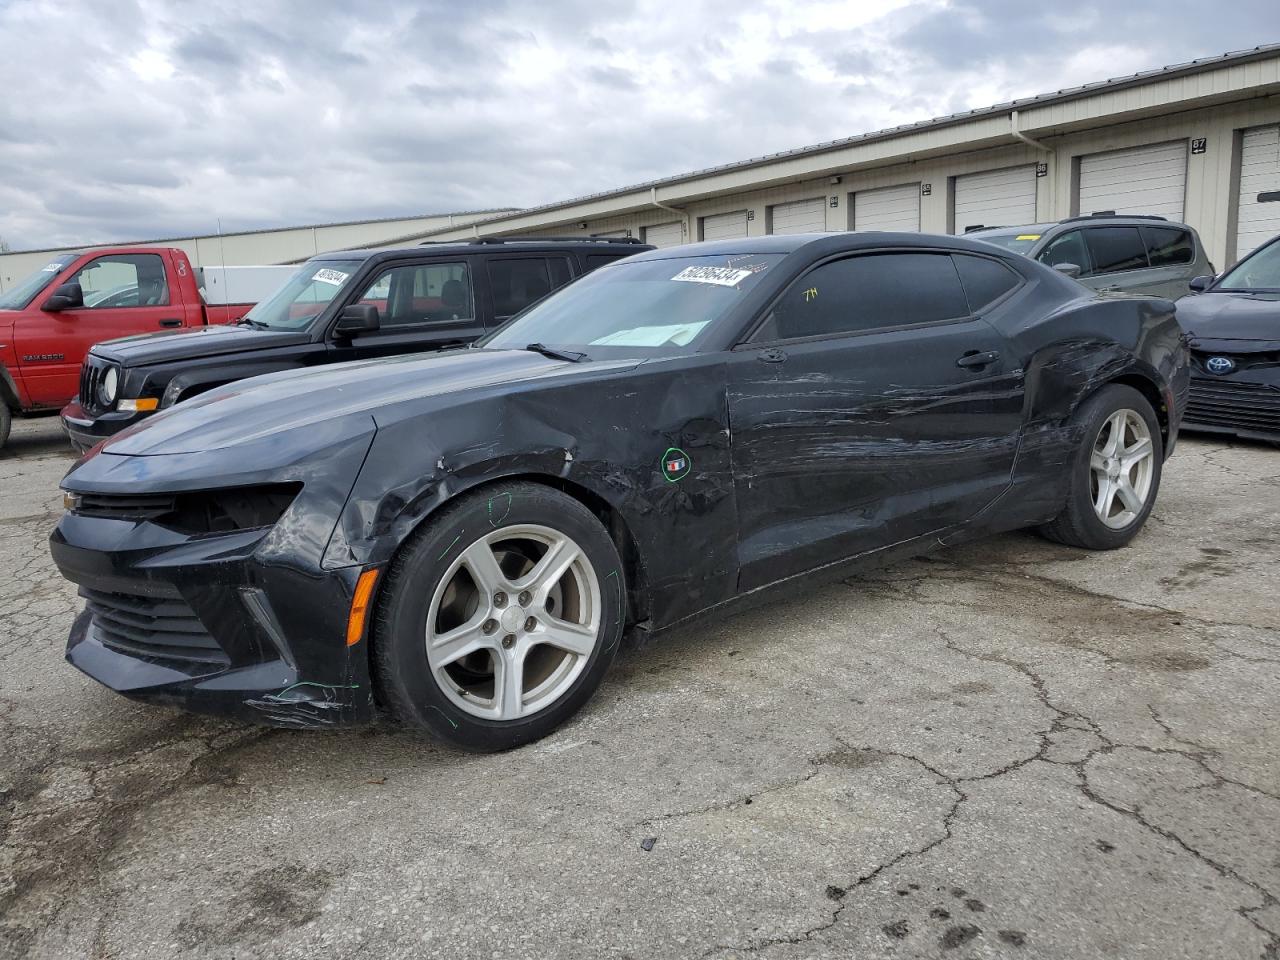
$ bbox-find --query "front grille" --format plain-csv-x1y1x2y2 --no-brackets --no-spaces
81,587,228,666
74,492,177,521
1186,378,1280,435
78,355,111,416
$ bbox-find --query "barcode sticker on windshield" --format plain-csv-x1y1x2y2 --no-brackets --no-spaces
312,268,349,286
671,266,753,287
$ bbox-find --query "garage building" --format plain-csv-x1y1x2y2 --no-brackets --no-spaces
419,45,1280,271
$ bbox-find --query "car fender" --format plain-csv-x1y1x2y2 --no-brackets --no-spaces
0,362,24,410
322,358,740,629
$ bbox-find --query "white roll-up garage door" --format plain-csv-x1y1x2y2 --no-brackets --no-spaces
769,197,827,234
1078,141,1188,220
643,221,684,248
1235,124,1280,261
853,183,920,232
952,166,1037,233
701,210,749,241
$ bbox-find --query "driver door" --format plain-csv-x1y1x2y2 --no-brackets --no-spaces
327,258,487,362
727,250,1024,590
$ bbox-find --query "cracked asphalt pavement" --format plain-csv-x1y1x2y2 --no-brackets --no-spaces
2,415,1278,960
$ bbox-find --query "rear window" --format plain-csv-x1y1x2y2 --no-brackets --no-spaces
1142,226,1194,266
970,231,1042,254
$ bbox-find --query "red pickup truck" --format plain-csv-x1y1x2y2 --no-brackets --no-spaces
0,247,257,449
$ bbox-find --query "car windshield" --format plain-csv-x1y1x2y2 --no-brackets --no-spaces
0,254,77,310
1216,240,1280,292
480,253,785,359
239,259,364,330
969,231,1043,254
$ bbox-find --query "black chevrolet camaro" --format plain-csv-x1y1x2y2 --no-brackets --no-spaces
1178,234,1280,443
51,233,1189,750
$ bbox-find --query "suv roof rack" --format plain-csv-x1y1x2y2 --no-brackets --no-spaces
417,235,646,246
963,224,1000,233
1061,212,1169,223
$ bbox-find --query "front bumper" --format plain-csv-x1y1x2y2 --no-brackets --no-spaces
1183,373,1280,443
51,514,377,727
51,422,381,727
60,398,150,453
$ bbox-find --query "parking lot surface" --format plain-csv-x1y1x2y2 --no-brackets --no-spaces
1,415,1277,960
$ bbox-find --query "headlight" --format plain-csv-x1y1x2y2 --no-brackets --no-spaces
98,367,119,406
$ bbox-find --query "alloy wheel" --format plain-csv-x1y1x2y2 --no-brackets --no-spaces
1089,408,1155,529
424,524,601,720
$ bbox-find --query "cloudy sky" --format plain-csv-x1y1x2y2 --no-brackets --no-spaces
0,0,1275,251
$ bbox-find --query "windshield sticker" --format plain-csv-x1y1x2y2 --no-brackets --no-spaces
671,265,753,287
312,268,350,286
1015,234,1041,241
590,322,708,347
42,262,63,272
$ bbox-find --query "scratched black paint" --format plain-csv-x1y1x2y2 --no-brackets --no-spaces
49,233,1188,727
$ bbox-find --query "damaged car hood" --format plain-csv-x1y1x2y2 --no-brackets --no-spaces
101,348,636,455
1177,290,1280,341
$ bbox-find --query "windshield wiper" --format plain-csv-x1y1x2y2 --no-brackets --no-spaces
237,317,268,329
524,342,588,363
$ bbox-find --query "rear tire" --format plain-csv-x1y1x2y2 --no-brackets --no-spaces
1038,384,1163,550
372,481,626,751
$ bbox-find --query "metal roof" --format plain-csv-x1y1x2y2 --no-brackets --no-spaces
425,43,1280,233
7,208,522,256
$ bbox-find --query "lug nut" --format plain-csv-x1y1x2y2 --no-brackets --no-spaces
482,619,498,635
493,592,507,608
524,616,537,632
501,634,515,649
518,590,532,606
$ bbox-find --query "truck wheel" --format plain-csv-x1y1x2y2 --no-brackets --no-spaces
0,405,10,451
1038,384,1163,550
372,482,626,751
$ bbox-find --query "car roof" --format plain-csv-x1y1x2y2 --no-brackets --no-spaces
623,231,1018,261
969,215,1193,238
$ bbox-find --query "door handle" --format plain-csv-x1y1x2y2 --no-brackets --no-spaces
757,348,787,364
956,350,1000,369
158,318,182,328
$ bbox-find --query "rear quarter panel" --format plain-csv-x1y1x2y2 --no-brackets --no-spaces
988,289,1186,528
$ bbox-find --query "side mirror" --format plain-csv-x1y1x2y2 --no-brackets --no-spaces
333,303,380,337
1188,275,1215,294
42,282,84,312
1051,262,1082,279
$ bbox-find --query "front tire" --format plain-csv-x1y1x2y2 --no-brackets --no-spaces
0,405,10,451
372,481,626,751
1038,384,1163,550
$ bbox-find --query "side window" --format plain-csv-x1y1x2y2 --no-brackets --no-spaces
953,254,1021,312
354,262,473,328
754,253,968,342
1038,231,1090,273
1142,226,1194,267
488,257,572,319
1083,227,1149,275
68,254,169,308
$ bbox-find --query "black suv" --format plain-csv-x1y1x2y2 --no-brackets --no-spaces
966,214,1214,300
62,237,652,451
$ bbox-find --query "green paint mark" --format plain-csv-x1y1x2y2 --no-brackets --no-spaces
437,534,461,561
426,704,460,729
487,492,512,527
660,447,691,483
